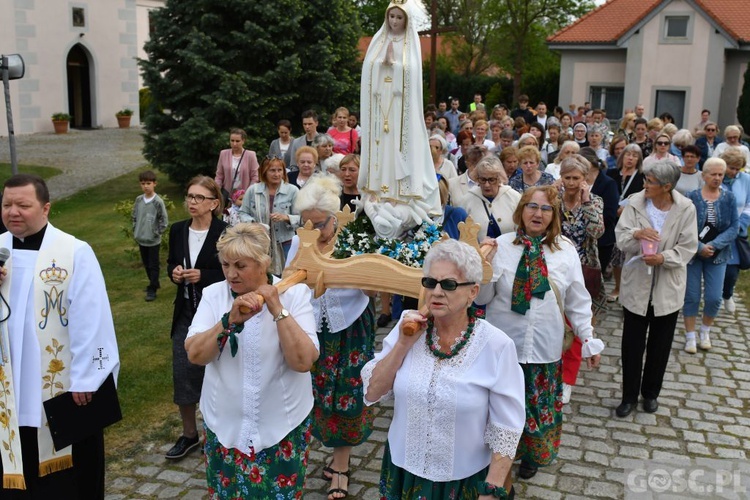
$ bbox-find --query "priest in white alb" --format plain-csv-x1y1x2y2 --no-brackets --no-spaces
0,174,119,498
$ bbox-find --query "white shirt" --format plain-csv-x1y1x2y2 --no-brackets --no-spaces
361,317,525,482
1,225,120,427
187,278,318,453
476,233,605,363
287,236,369,332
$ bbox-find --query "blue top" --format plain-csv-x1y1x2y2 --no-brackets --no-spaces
722,172,750,265
441,205,468,240
687,187,738,265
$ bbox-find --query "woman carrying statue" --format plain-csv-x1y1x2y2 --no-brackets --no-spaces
359,0,440,240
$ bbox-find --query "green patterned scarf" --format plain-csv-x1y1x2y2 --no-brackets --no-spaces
511,230,551,315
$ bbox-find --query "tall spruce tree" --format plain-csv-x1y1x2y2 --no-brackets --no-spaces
140,0,360,185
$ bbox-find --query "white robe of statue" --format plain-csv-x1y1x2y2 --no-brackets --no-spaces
358,1,440,239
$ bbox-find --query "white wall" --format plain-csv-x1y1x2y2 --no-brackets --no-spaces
0,0,140,136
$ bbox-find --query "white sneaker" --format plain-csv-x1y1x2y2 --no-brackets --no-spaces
684,337,697,354
724,297,736,313
699,332,712,351
562,383,572,404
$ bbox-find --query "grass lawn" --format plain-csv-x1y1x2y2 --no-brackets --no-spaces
0,163,62,182
49,169,190,461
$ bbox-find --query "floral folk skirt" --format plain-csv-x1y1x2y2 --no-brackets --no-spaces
516,361,563,468
311,308,376,447
379,441,489,500
203,416,312,500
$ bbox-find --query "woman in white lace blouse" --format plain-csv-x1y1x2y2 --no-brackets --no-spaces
362,239,525,500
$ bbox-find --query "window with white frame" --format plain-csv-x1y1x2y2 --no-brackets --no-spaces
664,15,689,39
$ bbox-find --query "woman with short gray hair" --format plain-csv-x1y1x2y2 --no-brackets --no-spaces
713,125,750,165
312,133,335,171
362,238,525,499
683,158,738,353
461,156,522,240
614,160,698,417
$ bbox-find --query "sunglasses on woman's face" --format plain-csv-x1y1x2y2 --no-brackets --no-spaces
421,277,475,291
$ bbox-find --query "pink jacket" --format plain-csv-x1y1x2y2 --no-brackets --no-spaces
215,149,259,193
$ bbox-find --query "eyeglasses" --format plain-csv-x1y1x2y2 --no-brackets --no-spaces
524,202,554,213
478,177,499,185
308,215,333,230
705,128,717,132
421,277,475,291
727,136,740,140
643,178,662,186
185,194,217,203
655,141,670,146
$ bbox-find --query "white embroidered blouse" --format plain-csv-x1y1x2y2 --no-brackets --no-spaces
186,278,318,453
361,317,525,482
287,236,369,332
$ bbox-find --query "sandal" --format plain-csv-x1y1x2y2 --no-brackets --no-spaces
322,461,335,480
606,294,619,303
327,468,350,499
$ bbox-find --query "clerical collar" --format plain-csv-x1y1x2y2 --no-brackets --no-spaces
12,224,48,250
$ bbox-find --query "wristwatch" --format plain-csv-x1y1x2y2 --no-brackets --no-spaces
273,308,290,322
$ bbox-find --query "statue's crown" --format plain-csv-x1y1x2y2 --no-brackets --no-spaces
39,260,69,285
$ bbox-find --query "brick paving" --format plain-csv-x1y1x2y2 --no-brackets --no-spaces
105,290,750,499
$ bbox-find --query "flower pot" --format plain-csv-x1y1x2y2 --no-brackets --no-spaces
52,120,69,134
116,115,131,128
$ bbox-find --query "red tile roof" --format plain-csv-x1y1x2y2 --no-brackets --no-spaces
548,0,750,44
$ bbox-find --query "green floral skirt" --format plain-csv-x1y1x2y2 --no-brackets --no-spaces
311,307,375,447
379,441,489,499
516,361,563,467
203,416,312,500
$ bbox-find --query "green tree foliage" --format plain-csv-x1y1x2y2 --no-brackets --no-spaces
491,0,593,104
737,63,750,135
383,0,591,106
140,0,361,185
357,0,391,35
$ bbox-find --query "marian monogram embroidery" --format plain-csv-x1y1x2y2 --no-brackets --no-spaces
38,260,69,329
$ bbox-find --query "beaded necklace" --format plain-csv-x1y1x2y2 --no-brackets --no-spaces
425,307,479,359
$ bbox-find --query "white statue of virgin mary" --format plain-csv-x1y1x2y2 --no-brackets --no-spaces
358,0,441,239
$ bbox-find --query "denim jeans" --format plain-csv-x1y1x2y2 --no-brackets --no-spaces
723,264,740,300
684,258,728,318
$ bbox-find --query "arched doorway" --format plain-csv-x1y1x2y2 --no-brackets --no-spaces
66,44,92,128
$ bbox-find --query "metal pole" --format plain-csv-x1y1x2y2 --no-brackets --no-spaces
429,0,437,105
2,55,19,175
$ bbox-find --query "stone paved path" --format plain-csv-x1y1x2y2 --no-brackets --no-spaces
0,128,146,200
105,291,750,499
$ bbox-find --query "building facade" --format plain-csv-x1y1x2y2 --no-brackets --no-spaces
548,0,750,128
1,0,164,135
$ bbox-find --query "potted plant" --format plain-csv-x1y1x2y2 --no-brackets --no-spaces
51,112,71,134
115,108,133,128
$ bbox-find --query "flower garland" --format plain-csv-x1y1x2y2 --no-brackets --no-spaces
332,216,442,268
426,306,482,359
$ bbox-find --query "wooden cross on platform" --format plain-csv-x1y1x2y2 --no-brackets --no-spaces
418,0,456,105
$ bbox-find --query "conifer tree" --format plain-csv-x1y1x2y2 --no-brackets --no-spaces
140,0,360,184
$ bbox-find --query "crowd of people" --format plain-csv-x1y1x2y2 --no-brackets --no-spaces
2,7,749,493
3,96,748,499
143,89,748,499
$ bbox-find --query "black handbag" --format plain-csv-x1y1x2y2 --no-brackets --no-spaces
737,235,750,271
